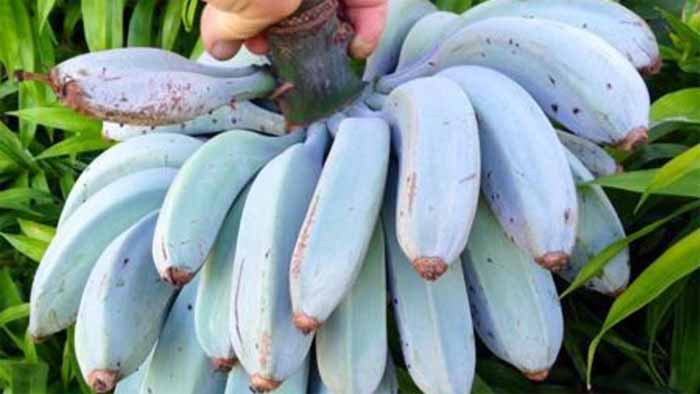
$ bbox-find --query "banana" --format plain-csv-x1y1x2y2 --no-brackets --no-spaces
315,225,388,394
439,66,577,271
139,276,228,394
230,125,328,392
153,129,305,287
560,149,630,296
30,168,176,339
461,0,660,74
378,17,650,151
114,357,150,394
382,167,476,394
383,76,480,280
396,11,466,70
363,0,436,81
557,130,620,178
225,358,310,394
32,69,275,126
461,200,564,381
373,355,398,394
103,102,286,141
194,187,249,371
58,133,202,227
75,212,176,393
290,117,390,333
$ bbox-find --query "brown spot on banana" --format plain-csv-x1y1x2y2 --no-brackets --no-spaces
291,195,320,279
615,127,648,152
250,374,282,393
88,370,119,393
641,56,662,76
161,267,194,288
524,369,549,382
293,313,322,335
535,252,569,273
412,257,448,281
212,357,237,372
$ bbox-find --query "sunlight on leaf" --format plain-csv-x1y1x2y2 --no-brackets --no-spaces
636,145,700,210
37,136,114,159
593,169,700,198
8,106,102,135
0,234,48,262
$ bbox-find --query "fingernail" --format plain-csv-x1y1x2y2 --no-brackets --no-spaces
350,38,374,59
210,40,240,60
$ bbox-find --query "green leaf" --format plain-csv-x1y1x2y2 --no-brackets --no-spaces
37,0,57,33
17,218,55,242
181,0,199,32
0,119,39,173
587,229,700,388
0,188,54,211
0,233,48,262
0,0,35,74
0,304,29,327
637,144,700,210
670,272,700,393
8,106,102,135
81,0,126,51
127,0,157,47
37,135,113,159
0,360,48,394
161,0,184,51
435,0,472,12
561,200,700,297
593,169,700,198
472,375,494,394
645,279,686,383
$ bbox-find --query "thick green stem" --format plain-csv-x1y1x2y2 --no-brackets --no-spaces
266,0,365,127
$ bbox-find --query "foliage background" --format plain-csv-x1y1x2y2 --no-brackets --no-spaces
0,0,699,393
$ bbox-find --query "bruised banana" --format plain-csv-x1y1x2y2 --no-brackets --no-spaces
195,187,249,371
396,11,465,70
75,212,176,393
30,168,176,339
154,129,304,287
103,102,286,141
560,150,630,296
461,0,660,74
363,0,436,81
384,76,480,280
461,201,564,381
557,130,620,178
315,225,388,394
440,66,577,271
383,169,476,394
290,117,390,333
225,358,310,394
140,276,227,394
59,133,202,227
230,126,328,392
378,17,650,150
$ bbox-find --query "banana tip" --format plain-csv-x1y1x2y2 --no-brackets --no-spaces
161,267,194,288
31,334,48,344
412,257,448,281
250,374,282,392
615,127,648,152
524,369,549,382
212,357,237,372
535,252,569,273
612,286,627,298
293,314,322,335
88,370,119,393
641,56,662,76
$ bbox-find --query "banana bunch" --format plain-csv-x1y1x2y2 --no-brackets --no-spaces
28,0,656,393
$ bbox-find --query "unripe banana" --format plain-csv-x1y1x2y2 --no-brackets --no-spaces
461,0,660,74
315,225,388,394
461,200,564,381
195,187,249,371
378,17,650,151
59,133,202,227
439,66,577,271
383,76,480,280
33,69,275,126
114,356,150,394
560,150,630,296
557,130,620,178
154,130,305,287
396,11,465,70
30,168,176,339
230,126,328,392
75,212,176,393
103,102,286,141
382,168,476,394
290,117,390,333
225,358,310,394
140,276,228,394
363,0,436,81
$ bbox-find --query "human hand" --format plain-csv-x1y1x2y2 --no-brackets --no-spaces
200,0,387,60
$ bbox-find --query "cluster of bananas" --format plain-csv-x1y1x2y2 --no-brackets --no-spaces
26,0,660,393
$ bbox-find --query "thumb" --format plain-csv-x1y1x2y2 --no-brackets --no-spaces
344,0,388,59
